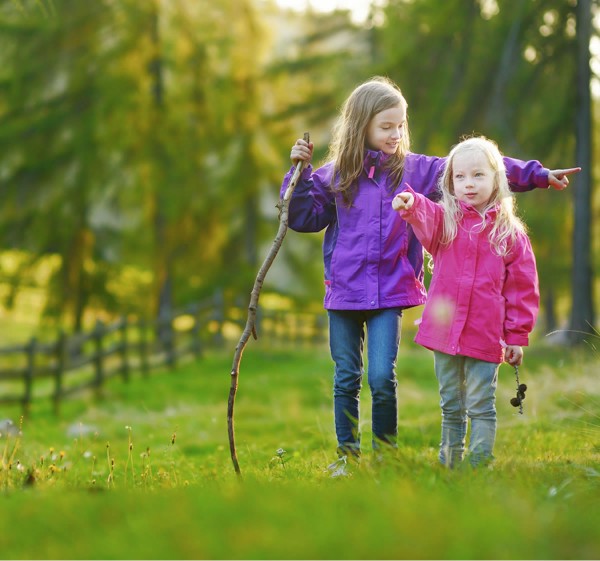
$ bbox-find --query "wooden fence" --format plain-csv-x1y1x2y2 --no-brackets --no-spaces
0,295,327,415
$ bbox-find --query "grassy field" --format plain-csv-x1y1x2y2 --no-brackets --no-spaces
0,336,599,560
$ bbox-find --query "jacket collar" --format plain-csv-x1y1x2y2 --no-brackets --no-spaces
458,199,500,220
364,149,391,167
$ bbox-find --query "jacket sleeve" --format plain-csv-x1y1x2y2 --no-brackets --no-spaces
279,164,336,232
402,153,447,201
502,233,540,346
503,157,550,192
397,186,444,255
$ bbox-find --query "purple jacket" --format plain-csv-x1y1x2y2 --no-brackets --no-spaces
280,149,549,311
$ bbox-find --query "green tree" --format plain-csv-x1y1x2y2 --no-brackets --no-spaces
0,0,278,326
375,0,585,333
0,0,124,331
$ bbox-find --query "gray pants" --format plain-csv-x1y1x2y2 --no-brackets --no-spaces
433,351,499,467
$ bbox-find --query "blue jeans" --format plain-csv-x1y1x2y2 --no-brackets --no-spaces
433,351,499,467
328,308,402,456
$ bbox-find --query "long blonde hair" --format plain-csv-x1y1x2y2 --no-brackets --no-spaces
326,76,411,207
438,136,526,256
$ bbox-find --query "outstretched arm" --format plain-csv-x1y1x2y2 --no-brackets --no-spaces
392,185,443,254
504,158,580,192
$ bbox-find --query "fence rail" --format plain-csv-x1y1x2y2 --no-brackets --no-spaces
0,295,327,415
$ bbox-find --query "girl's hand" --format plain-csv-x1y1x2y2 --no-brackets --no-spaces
504,345,523,366
392,191,414,211
547,167,581,190
290,138,314,166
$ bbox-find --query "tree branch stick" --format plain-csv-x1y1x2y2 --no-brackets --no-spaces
228,132,310,477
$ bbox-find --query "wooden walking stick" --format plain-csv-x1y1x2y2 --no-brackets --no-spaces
228,132,310,477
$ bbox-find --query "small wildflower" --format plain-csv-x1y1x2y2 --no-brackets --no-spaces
271,448,288,470
171,433,176,445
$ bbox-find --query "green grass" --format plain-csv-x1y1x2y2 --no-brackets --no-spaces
1,339,599,560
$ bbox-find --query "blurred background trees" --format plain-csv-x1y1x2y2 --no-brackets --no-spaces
0,0,597,341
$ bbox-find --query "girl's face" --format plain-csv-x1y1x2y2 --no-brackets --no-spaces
365,105,406,155
451,148,496,212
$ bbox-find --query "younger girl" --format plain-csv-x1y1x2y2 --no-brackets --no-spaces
282,76,577,474
392,136,539,468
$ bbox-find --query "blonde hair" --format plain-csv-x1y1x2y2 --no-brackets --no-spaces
438,136,526,256
326,76,411,207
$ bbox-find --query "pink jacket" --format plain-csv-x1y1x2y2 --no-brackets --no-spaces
398,188,540,363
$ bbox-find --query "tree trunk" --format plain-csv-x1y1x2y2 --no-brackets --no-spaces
569,0,595,342
149,1,174,342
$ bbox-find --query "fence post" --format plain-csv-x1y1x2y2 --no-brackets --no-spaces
159,311,176,369
119,317,130,383
211,289,225,347
138,318,150,377
22,337,36,417
93,320,105,397
276,311,285,343
53,331,67,416
314,314,327,345
188,303,203,359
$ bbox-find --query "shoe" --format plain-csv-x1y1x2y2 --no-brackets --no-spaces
327,456,350,478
